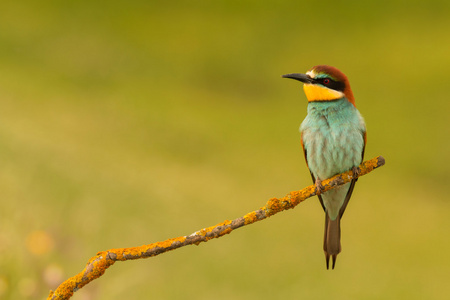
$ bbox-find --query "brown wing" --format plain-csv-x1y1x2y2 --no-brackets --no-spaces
301,132,327,212
338,130,366,218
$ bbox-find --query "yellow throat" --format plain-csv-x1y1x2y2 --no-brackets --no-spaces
303,84,344,102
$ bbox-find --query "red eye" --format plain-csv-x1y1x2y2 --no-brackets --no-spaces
323,78,330,85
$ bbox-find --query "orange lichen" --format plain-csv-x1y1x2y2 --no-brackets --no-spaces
264,197,281,214
219,227,233,236
243,211,258,224
192,220,233,242
264,192,301,217
198,220,232,236
361,156,381,172
98,236,189,263
153,236,186,248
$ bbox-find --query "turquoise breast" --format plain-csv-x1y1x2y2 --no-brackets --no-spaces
300,98,366,219
300,98,365,180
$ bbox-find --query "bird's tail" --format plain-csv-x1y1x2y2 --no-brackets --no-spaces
324,214,341,269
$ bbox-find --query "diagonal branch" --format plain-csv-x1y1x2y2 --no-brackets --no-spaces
47,156,385,300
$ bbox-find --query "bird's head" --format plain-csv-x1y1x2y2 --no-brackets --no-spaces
282,65,355,106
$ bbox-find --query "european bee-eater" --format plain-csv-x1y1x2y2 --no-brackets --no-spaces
282,65,366,269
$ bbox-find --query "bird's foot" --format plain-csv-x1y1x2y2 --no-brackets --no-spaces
352,166,361,178
315,178,325,195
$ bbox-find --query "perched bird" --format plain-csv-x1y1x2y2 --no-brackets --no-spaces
282,65,366,269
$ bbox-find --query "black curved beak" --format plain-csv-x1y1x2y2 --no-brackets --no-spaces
281,73,313,84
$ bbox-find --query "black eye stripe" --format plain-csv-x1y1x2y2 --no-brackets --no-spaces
313,78,345,92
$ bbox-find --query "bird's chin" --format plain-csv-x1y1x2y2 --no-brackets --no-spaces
303,84,344,102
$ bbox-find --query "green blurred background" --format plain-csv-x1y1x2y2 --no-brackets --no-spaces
1,1,449,299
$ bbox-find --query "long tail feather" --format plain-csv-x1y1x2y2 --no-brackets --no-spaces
323,214,341,269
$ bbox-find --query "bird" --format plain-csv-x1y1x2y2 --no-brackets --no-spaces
282,65,366,269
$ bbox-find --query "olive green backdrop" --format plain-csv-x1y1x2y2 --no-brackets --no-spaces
0,1,449,299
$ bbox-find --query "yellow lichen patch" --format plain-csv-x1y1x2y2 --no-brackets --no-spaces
106,248,127,261
87,253,105,266
289,190,306,206
288,191,302,205
84,258,113,282
243,211,258,225
106,250,120,261
53,276,76,299
263,197,280,215
48,279,73,299
342,173,352,181
115,243,156,260
153,236,187,249
112,246,148,261
322,172,350,189
265,192,300,214
198,220,232,236
193,220,233,242
361,156,382,172
218,227,233,236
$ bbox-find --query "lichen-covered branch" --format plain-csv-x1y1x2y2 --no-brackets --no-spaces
47,156,385,300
